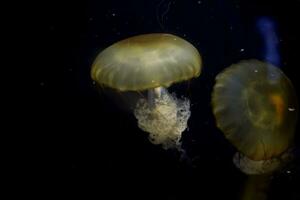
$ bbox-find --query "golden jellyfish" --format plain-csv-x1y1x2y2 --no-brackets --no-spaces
91,33,202,149
212,60,298,175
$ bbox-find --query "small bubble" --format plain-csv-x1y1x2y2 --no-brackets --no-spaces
286,170,291,174
240,48,244,52
112,13,116,17
254,69,258,73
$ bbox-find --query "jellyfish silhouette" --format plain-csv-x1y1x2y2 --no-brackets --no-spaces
212,59,298,175
91,33,202,149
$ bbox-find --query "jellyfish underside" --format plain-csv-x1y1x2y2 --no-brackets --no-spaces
233,150,293,175
91,33,201,149
212,60,297,174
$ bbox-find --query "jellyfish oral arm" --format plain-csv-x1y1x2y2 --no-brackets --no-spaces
233,151,292,175
134,88,191,149
147,87,165,108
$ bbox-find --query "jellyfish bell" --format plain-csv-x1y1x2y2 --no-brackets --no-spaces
91,33,202,149
212,59,298,175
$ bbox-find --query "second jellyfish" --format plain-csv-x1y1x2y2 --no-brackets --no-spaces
212,60,298,174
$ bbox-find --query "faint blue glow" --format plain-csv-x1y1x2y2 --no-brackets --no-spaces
256,17,281,67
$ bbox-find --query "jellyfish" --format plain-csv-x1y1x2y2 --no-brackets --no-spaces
212,59,298,175
91,33,202,149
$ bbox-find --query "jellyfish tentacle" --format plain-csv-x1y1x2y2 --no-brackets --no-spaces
134,90,191,149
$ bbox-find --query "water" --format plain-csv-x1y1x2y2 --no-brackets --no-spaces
58,0,300,199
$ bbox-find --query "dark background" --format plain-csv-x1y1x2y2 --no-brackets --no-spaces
34,0,300,199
